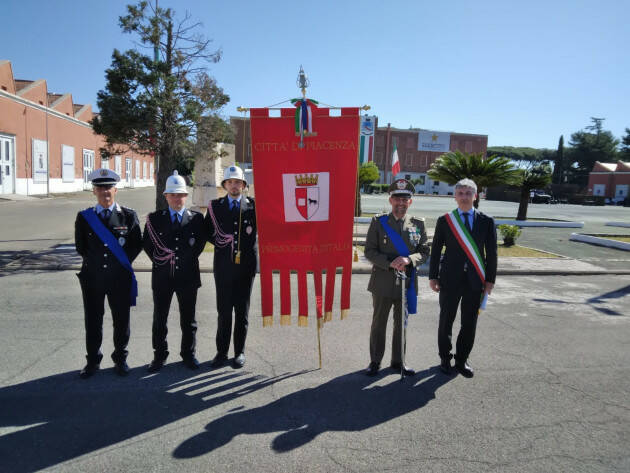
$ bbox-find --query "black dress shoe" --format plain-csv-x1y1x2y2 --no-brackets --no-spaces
79,363,99,379
114,361,131,376
440,358,452,374
455,361,474,378
232,353,245,369
210,354,228,368
390,362,416,376
147,358,165,373
365,362,380,376
183,356,200,370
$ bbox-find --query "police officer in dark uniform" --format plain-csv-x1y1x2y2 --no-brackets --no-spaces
204,165,257,369
143,171,206,372
364,178,430,377
75,169,142,378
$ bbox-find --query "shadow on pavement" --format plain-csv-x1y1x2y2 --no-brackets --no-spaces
0,245,81,277
174,366,453,457
532,283,630,316
0,366,305,472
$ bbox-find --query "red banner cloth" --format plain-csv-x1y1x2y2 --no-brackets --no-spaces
250,103,359,327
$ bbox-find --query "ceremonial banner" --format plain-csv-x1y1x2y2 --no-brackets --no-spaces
359,115,376,164
250,101,360,327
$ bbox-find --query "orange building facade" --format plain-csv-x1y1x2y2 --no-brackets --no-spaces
588,161,630,203
230,116,487,195
373,125,488,194
0,60,154,195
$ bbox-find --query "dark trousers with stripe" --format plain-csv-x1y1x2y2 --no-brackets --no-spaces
437,272,482,363
79,276,131,365
214,271,255,357
152,285,198,361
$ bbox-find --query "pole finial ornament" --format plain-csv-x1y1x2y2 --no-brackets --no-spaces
296,65,310,98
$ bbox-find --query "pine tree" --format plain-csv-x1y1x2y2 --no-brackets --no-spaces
92,1,230,209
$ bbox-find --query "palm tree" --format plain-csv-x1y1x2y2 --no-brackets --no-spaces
515,164,552,220
427,151,520,208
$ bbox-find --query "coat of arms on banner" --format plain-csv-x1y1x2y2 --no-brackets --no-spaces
361,117,374,136
282,172,330,222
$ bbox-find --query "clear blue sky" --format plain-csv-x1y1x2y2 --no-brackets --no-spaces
2,0,628,149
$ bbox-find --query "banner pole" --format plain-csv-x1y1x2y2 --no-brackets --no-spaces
317,320,322,369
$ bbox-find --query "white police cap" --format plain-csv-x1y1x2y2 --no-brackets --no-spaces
88,168,120,186
221,165,247,188
163,170,188,194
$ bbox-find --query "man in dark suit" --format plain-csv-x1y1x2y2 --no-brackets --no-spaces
143,171,206,372
429,178,497,378
204,165,257,369
75,169,142,378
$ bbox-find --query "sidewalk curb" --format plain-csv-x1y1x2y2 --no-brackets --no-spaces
569,233,630,251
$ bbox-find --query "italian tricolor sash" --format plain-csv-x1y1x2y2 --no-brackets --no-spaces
445,210,485,282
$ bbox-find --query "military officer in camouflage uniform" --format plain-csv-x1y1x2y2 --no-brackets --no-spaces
364,178,430,376
75,169,142,378
143,171,207,372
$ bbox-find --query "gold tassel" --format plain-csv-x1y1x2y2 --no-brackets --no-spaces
298,315,308,327
235,250,241,264
353,248,359,262
324,311,332,322
317,318,324,329
280,314,291,326
262,316,273,327
340,309,349,320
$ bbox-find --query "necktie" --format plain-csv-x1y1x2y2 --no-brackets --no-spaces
231,200,239,213
172,213,181,229
464,212,472,232
101,209,111,221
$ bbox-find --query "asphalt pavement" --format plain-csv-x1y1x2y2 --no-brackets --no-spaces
0,272,628,472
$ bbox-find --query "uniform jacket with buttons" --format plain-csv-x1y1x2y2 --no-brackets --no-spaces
204,196,257,278
143,208,207,290
75,203,142,285
365,212,430,299
429,210,497,291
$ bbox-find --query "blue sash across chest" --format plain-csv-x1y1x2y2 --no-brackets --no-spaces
378,215,417,314
81,208,137,306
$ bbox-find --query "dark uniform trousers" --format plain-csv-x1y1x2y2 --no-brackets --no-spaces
75,205,142,365
205,197,257,357
429,210,498,364
143,209,206,362
364,213,430,366
369,295,405,366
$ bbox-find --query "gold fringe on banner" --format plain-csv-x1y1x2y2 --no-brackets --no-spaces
324,311,332,322
317,318,324,329
262,316,273,327
280,314,291,326
298,315,308,327
340,309,349,320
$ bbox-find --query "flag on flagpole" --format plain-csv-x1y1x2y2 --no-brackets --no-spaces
391,139,400,177
359,116,376,164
